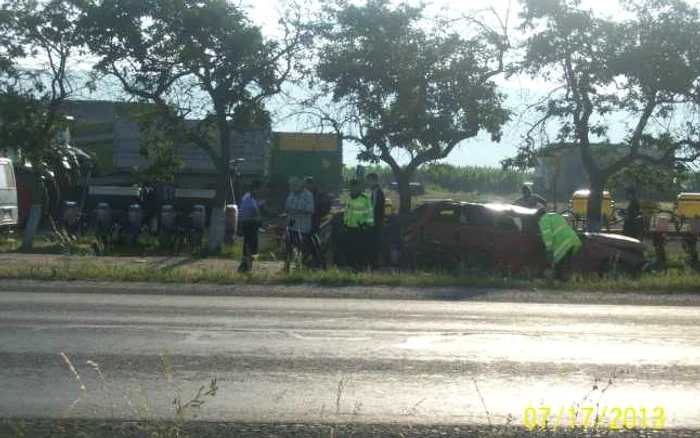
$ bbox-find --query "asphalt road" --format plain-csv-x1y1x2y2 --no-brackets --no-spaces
1,290,700,433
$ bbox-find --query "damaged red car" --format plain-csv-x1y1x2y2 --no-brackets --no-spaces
402,201,647,276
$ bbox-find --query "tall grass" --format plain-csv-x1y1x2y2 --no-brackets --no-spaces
2,260,699,294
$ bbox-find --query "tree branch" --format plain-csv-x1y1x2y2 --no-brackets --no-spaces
602,94,657,177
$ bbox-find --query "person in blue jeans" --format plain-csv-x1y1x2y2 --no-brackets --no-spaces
283,176,315,271
238,180,264,273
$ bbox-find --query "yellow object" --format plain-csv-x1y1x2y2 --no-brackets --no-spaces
570,189,614,218
675,192,700,218
384,198,396,217
277,133,338,151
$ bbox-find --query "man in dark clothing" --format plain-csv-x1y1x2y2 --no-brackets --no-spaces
367,173,386,269
304,177,331,234
304,176,332,268
622,186,643,239
514,185,547,209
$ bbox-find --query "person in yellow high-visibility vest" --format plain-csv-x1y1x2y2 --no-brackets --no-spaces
343,179,374,270
537,208,582,280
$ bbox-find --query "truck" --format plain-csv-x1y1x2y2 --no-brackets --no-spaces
0,157,18,231
61,100,343,233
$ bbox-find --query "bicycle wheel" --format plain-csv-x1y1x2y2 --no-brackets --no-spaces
283,229,303,272
307,234,325,269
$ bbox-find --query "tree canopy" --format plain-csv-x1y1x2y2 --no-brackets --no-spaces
308,0,510,211
0,0,86,164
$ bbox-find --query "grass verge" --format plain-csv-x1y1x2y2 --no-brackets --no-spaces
0,259,699,293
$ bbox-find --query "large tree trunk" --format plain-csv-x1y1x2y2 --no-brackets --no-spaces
396,171,413,213
587,175,606,232
207,114,231,253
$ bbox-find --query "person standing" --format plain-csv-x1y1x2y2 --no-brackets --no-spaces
536,208,582,281
238,180,264,273
366,173,385,269
343,179,374,270
304,176,331,268
622,186,643,240
283,176,315,271
515,185,547,209
304,176,331,234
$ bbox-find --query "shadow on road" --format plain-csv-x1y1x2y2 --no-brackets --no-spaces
1,419,695,437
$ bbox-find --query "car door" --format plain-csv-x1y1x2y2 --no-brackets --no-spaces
456,205,496,253
487,214,547,273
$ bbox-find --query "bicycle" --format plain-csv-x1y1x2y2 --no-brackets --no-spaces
281,222,324,272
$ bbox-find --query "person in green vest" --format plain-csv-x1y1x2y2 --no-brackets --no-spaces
536,208,582,280
343,179,374,270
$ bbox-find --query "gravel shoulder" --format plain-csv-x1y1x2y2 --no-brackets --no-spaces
2,278,700,306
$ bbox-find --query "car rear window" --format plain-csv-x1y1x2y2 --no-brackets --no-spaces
436,207,459,223
463,205,496,227
0,162,15,189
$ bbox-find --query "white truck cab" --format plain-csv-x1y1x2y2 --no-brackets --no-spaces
0,158,18,229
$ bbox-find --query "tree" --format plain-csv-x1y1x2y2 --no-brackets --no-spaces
515,0,700,230
80,0,309,251
0,0,89,250
306,0,509,212
0,0,87,163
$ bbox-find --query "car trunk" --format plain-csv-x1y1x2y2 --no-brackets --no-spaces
580,232,646,253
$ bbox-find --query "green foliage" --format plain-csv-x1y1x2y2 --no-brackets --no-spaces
678,170,700,191
2,256,700,293
0,0,86,163
128,104,183,183
312,0,509,211
420,163,528,195
346,163,528,196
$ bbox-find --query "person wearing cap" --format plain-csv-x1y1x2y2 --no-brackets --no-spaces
622,186,643,239
515,185,547,209
283,176,315,271
238,180,264,273
536,208,582,280
343,179,374,270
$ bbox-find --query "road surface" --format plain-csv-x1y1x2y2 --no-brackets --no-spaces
1,289,700,432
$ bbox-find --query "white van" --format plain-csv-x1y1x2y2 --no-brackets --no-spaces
0,158,18,229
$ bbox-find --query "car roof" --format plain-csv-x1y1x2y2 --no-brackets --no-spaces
422,200,539,217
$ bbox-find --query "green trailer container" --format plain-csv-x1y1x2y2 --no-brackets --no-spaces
270,132,343,189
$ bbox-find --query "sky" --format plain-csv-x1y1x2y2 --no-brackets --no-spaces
238,0,639,169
